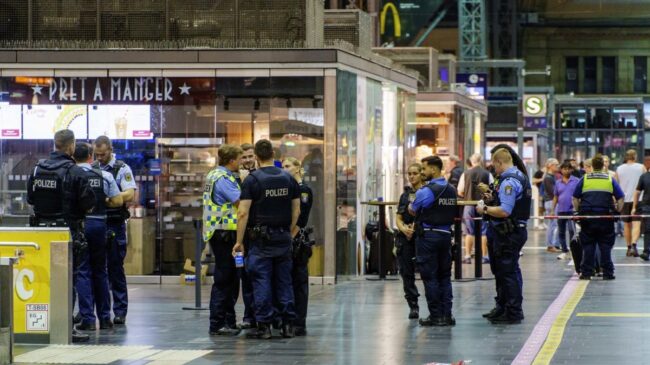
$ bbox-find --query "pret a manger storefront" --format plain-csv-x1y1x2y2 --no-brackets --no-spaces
0,49,418,283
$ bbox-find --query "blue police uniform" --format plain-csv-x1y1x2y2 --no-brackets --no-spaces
292,181,313,332
236,171,256,328
573,171,624,278
485,166,531,322
240,166,300,329
410,177,457,324
95,155,137,321
76,163,120,327
396,186,420,313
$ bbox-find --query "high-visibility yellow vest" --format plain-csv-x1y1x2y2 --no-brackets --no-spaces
202,168,239,241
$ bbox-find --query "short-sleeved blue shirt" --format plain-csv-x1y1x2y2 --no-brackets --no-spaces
498,166,525,217
212,166,241,205
99,155,137,192
410,177,450,229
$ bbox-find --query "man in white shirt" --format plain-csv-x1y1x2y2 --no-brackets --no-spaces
616,149,646,257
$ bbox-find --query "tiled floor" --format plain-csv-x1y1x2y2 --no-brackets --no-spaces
13,230,650,365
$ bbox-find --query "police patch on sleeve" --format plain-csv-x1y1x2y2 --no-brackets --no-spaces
125,173,133,182
301,192,309,203
505,185,513,195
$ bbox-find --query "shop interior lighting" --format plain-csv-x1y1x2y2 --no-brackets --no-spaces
254,99,260,111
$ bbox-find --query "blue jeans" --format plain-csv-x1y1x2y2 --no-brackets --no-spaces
107,221,128,317
415,231,453,318
544,201,558,248
486,225,527,319
556,212,575,252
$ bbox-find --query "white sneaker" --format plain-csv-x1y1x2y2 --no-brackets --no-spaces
557,253,567,260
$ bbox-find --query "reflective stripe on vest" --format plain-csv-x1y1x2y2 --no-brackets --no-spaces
582,172,613,193
202,168,239,241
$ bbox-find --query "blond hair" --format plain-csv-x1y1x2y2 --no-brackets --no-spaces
283,157,304,177
492,148,513,164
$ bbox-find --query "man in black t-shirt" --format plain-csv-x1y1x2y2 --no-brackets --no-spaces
632,163,650,261
233,140,301,339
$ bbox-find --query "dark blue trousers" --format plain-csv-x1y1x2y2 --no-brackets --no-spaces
292,245,311,329
486,225,526,319
75,230,95,324
107,221,128,317
240,257,256,325
579,219,615,277
86,218,111,321
246,241,296,325
208,231,239,331
415,231,453,318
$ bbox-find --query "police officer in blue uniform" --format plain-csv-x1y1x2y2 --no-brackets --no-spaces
408,156,458,327
203,144,243,336
477,147,531,324
283,157,314,336
233,139,300,339
73,143,123,331
27,130,96,343
396,163,423,320
93,136,137,325
572,154,624,280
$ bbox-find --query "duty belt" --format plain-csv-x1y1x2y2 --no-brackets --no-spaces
421,227,452,234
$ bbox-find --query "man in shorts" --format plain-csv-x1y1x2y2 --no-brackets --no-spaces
616,149,646,257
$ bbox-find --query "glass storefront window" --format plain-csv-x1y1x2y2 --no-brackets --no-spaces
559,107,587,129
613,107,639,129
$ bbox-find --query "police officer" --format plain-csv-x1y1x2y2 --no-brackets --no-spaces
233,139,300,339
396,162,423,320
92,136,137,325
27,130,96,343
283,157,314,336
237,142,256,331
477,147,532,324
408,156,458,327
72,143,123,331
572,154,624,280
203,144,243,336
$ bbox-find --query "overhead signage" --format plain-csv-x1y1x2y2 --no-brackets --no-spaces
380,1,441,46
456,73,487,100
23,105,88,139
523,94,547,117
8,77,214,105
88,105,152,140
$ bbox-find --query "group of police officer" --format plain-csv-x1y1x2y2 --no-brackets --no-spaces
27,130,136,342
396,146,532,326
203,139,314,339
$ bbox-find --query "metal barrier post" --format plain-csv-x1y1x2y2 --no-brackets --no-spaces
453,213,463,280
183,220,207,311
474,217,483,278
0,257,16,365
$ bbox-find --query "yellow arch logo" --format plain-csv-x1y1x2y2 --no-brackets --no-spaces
380,3,401,37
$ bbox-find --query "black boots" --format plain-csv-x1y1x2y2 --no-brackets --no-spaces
246,323,272,339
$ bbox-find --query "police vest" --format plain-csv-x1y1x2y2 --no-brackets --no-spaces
579,172,615,214
250,167,293,228
93,160,130,221
397,187,417,225
417,182,458,226
82,167,107,218
494,171,532,221
31,159,75,220
202,168,239,241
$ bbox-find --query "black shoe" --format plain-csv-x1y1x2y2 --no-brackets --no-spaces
247,323,272,339
632,246,640,257
489,314,522,325
626,247,633,257
640,253,650,261
73,313,82,324
482,307,504,319
113,316,126,325
99,319,114,330
238,321,255,330
212,326,241,336
272,318,282,330
418,316,440,327
76,321,96,331
408,307,419,319
281,324,294,338
435,316,456,327
579,274,591,280
603,274,616,280
294,327,307,336
72,329,90,343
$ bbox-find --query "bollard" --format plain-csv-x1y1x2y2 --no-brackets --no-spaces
474,217,483,279
182,220,207,311
453,216,463,280
0,257,15,365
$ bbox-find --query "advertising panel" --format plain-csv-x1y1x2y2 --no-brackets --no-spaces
88,105,152,140
22,105,88,140
0,103,22,139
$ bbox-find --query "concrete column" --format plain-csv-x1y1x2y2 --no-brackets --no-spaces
323,69,338,285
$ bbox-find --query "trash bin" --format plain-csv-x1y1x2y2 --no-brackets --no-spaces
0,257,15,365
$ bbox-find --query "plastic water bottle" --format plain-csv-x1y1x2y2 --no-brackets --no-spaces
235,252,244,268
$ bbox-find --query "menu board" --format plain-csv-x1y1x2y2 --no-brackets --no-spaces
23,105,88,139
88,105,152,140
0,103,22,139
